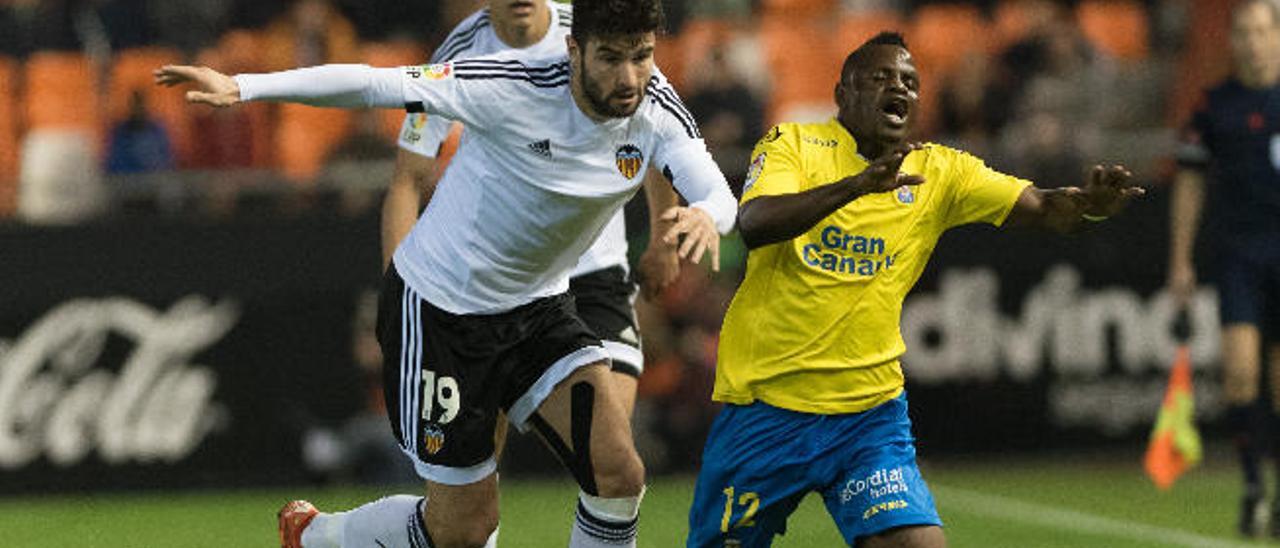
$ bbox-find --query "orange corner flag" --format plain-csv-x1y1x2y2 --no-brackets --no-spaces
1144,346,1203,490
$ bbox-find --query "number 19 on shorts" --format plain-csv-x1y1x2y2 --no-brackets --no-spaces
421,371,461,424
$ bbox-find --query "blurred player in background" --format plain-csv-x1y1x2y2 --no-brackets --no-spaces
1169,0,1280,537
687,32,1142,548
158,1,736,547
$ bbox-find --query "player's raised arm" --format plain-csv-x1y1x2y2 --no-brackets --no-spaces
1003,164,1145,233
736,141,924,249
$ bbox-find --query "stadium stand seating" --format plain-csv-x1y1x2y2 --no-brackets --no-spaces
1076,0,1149,61
760,0,836,18
0,56,17,216
762,13,840,123
213,30,276,169
836,10,906,53
107,47,192,166
907,4,990,135
666,18,734,92
276,104,351,182
24,52,100,138
991,0,1037,50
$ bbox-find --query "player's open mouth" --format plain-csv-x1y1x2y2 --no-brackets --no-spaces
509,0,536,15
880,97,909,128
613,91,639,107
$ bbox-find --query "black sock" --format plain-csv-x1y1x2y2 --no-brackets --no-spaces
1229,403,1264,496
1272,409,1280,501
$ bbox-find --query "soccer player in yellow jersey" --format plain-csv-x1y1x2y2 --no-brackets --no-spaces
686,32,1144,548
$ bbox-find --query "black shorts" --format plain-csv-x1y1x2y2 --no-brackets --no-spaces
571,266,643,377
1217,245,1280,329
376,263,609,485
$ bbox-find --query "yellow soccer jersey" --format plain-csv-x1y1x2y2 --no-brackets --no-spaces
716,118,1032,414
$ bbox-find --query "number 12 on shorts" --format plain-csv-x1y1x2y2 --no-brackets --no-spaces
421,371,461,424
720,486,759,532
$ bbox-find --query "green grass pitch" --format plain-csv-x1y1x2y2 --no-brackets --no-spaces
0,451,1266,547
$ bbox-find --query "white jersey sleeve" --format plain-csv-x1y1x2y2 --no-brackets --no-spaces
235,64,405,108
234,61,523,132
645,74,737,234
396,10,494,157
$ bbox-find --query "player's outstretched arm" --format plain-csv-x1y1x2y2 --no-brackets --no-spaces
737,143,924,249
1004,164,1144,233
637,169,681,300
156,64,407,109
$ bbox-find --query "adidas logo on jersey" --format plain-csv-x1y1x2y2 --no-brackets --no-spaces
528,139,552,158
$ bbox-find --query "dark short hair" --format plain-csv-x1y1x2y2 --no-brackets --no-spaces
840,31,909,83
571,0,665,44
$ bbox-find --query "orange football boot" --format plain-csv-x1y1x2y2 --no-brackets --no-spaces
278,500,320,548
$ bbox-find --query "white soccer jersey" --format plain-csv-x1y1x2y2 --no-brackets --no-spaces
236,59,738,314
394,59,734,313
397,2,627,278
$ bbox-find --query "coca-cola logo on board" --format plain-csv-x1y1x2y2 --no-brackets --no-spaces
0,296,238,469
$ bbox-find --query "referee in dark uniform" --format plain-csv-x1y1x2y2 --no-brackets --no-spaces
1170,0,1280,537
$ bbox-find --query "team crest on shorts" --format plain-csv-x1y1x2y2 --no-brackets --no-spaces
423,424,445,455
615,144,643,179
896,185,915,205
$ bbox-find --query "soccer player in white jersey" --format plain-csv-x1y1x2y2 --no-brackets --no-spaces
157,1,735,547
383,3,679,545
385,0,681,422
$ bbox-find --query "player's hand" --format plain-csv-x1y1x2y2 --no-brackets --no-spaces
1167,259,1197,306
850,142,925,195
637,237,680,301
660,206,720,272
154,65,241,108
1079,164,1144,218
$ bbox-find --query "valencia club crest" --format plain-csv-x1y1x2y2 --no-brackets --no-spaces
615,145,643,179
423,424,445,455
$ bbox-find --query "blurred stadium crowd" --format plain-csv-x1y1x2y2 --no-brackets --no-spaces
0,0,1238,475
0,0,1234,215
